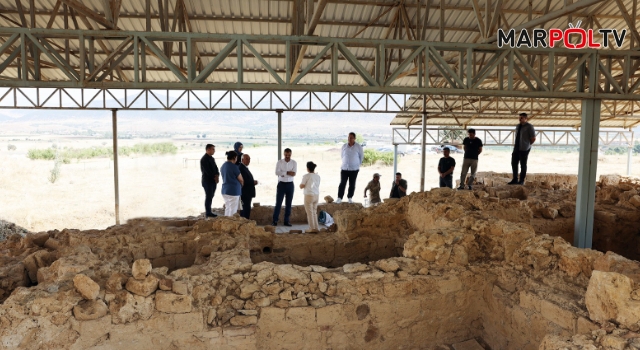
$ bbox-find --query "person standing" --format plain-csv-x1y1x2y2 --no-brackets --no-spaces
363,173,382,205
509,113,536,185
233,142,244,165
300,161,321,233
200,144,219,218
438,148,456,188
458,129,483,190
220,151,244,217
389,172,408,199
272,148,297,226
336,132,364,204
239,154,258,219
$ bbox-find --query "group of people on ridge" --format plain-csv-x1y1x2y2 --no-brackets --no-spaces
200,113,535,232
437,113,536,190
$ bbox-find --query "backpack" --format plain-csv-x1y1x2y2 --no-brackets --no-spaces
318,211,334,226
318,211,327,224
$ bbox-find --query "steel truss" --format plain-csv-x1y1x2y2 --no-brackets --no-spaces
392,127,635,147
3,28,640,100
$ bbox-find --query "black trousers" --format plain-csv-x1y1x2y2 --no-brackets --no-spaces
511,149,531,181
439,175,453,188
241,194,253,219
338,170,359,199
202,179,217,215
273,182,294,223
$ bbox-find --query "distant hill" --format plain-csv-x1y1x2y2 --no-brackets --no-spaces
0,109,394,137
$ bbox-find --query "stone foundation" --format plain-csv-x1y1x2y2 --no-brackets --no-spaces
2,178,640,349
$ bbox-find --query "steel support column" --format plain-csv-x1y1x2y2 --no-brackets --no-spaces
574,99,601,249
276,109,283,160
628,131,635,176
393,144,398,178
420,95,427,192
112,109,120,226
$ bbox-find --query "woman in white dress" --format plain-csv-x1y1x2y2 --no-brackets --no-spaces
299,161,321,233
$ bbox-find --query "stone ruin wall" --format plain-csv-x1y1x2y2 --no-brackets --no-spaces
1,176,640,349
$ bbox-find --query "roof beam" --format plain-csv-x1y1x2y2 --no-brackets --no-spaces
484,0,607,43
613,0,640,46
46,0,63,29
290,0,328,83
61,0,117,29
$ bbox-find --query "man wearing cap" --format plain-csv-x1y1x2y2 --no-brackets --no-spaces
364,173,382,205
508,113,536,185
458,128,483,190
438,147,456,188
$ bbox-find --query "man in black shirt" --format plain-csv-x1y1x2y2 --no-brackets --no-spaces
458,128,483,190
390,172,408,198
508,113,537,185
200,144,219,218
239,154,258,219
438,147,456,188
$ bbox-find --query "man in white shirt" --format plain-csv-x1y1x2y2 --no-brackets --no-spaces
272,148,297,226
336,132,364,204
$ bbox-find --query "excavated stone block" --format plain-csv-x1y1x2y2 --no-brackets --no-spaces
125,275,158,297
163,242,184,255
105,273,128,293
155,291,193,313
73,300,108,321
586,271,640,329
230,315,258,326
132,259,152,280
172,281,189,295
73,274,100,300
273,265,310,285
629,195,640,208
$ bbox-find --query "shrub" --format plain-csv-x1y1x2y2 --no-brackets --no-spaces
48,160,60,183
7,144,16,151
27,148,56,160
362,149,394,166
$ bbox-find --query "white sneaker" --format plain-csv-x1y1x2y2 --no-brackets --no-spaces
335,198,342,204
348,198,353,204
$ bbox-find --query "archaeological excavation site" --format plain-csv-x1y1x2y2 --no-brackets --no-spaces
1,173,640,349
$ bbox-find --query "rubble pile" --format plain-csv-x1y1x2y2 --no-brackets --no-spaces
1,178,640,349
474,172,640,260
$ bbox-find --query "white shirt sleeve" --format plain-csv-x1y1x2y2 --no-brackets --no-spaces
275,160,285,176
292,160,298,175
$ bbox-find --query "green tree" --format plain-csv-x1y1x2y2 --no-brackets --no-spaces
438,126,464,144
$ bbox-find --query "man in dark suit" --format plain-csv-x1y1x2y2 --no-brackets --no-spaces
239,154,258,219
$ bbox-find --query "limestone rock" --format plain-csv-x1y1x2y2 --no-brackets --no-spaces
375,260,400,272
172,281,189,295
106,273,129,293
132,259,152,280
158,278,173,291
324,195,334,203
585,271,640,329
240,282,261,299
109,291,155,324
73,299,108,321
230,315,257,326
290,297,308,307
73,274,100,300
343,263,369,273
629,195,640,208
309,298,327,308
273,265,310,285
125,275,159,297
541,208,558,220
155,291,193,313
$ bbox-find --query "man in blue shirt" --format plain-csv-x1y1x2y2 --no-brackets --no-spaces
458,128,483,190
336,132,364,204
